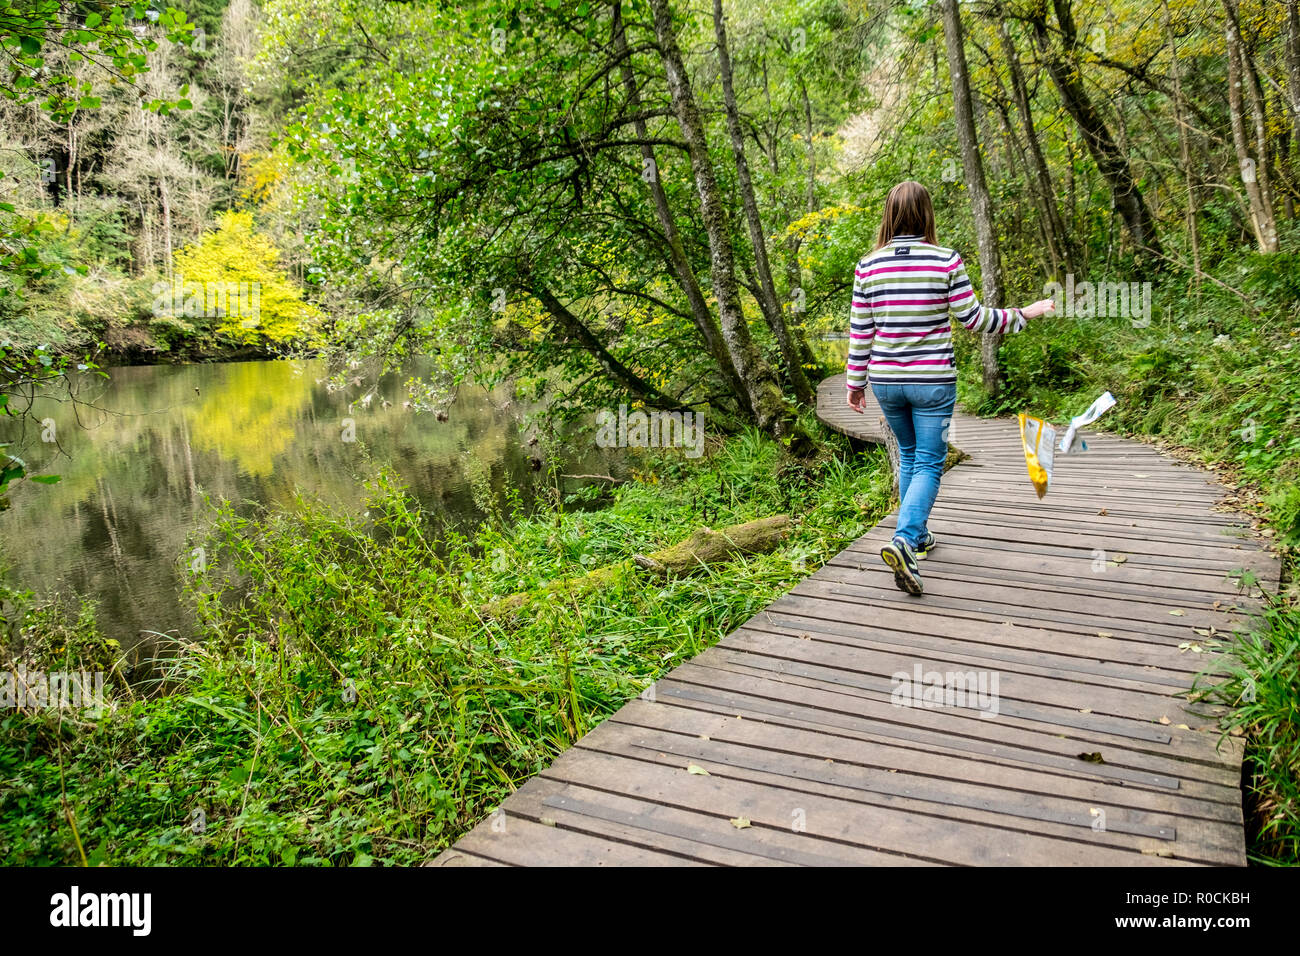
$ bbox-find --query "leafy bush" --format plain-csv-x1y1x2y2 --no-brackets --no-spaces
166,211,322,348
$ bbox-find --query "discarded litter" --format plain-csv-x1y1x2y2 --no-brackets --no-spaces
1059,391,1117,454
1018,414,1056,499
1019,392,1117,498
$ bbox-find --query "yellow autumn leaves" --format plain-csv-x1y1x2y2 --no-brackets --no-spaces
166,211,321,347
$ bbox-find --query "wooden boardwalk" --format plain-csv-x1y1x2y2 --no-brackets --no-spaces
433,374,1277,866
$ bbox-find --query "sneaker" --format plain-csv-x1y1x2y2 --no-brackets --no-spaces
880,536,924,596
915,531,937,560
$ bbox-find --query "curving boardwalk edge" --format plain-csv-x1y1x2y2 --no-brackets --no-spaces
431,375,1277,867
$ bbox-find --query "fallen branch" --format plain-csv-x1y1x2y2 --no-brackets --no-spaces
480,515,792,620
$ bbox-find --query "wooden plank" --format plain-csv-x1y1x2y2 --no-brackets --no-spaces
743,604,1210,685
550,740,1202,866
828,541,1262,605
920,501,1256,542
788,577,1232,649
596,708,1246,865
711,629,1219,738
522,777,922,866
815,560,1243,631
684,643,1241,768
611,695,1240,816
761,594,1229,676
444,806,711,867
496,777,815,866
654,661,1242,786
727,622,1192,698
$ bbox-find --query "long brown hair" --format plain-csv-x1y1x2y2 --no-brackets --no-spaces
874,180,938,250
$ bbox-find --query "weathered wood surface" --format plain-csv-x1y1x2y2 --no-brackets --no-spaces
432,374,1275,867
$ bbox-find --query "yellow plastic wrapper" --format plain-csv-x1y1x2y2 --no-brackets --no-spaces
1018,413,1056,499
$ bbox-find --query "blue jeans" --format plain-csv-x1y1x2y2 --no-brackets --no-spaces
870,382,957,549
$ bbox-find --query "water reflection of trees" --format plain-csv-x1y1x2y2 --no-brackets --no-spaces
0,360,623,652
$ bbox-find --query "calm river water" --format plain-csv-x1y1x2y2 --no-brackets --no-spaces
0,358,625,655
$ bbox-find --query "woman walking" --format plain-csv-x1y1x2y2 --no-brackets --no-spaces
846,181,1054,596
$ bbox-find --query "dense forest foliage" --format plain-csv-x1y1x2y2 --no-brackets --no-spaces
1,0,1298,865
4,0,1299,497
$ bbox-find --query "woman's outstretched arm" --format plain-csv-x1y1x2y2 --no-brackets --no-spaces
947,254,1054,331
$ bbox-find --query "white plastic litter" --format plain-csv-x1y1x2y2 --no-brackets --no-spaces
1059,391,1117,455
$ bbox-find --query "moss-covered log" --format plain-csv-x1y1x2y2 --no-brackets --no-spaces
630,515,792,574
479,515,792,621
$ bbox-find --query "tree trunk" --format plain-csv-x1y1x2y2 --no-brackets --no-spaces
158,178,173,278
986,77,1055,277
1161,0,1201,285
648,0,792,436
1031,0,1164,259
941,0,1005,400
1287,0,1300,150
794,78,821,372
800,80,817,215
711,0,814,405
1222,0,1279,252
611,2,752,417
481,515,792,619
997,19,1073,276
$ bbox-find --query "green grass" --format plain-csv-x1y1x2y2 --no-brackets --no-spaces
1191,593,1300,866
0,425,892,865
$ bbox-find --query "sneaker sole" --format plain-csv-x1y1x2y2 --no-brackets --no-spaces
880,544,924,596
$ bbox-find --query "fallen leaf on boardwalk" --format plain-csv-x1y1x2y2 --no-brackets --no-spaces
686,764,710,776
1077,752,1105,764
1080,708,1092,714
1169,609,1186,616
1089,807,1103,817
1193,628,1211,637
1177,641,1204,653
1098,508,1108,516
729,817,752,830
699,734,710,741
1133,473,1151,479
1141,848,1175,858
1097,631,1114,638
1111,554,1128,564
1176,724,1190,730
1159,716,1171,725
1229,726,1244,737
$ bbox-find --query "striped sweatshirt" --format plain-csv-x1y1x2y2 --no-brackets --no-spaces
845,234,1026,388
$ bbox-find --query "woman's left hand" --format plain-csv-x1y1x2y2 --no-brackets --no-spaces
847,388,867,413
